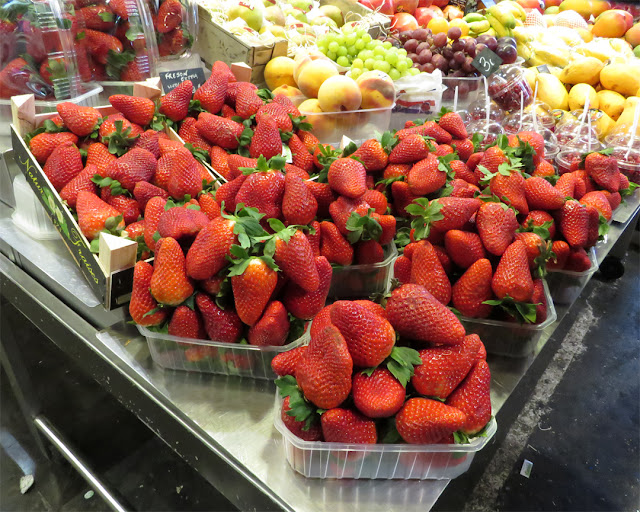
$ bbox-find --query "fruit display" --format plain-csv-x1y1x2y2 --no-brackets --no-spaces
146,0,198,59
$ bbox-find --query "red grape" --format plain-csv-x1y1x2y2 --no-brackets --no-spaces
475,43,487,54
453,51,465,63
424,63,435,73
416,41,430,54
443,46,454,60
413,28,429,41
408,52,419,62
404,39,419,53
433,32,447,48
451,40,464,52
447,27,462,40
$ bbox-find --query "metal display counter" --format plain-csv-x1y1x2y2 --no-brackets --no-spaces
1,149,638,512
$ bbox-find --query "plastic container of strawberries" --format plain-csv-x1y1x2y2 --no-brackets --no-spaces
546,247,599,307
459,279,557,358
328,243,397,299
139,323,310,380
273,395,497,480
10,174,60,240
144,0,198,60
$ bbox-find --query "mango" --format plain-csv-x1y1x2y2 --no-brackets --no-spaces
615,97,640,135
569,83,598,111
596,90,626,120
592,10,630,38
628,23,640,48
600,62,640,97
558,57,603,86
558,0,610,19
536,73,569,110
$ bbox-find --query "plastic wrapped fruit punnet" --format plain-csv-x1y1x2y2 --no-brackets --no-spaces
143,0,198,60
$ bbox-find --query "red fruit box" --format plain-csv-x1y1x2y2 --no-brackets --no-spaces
328,244,397,299
546,246,599,307
273,395,497,480
139,324,310,380
459,279,557,358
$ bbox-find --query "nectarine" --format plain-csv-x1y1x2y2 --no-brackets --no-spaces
297,59,338,98
356,71,396,109
317,75,362,112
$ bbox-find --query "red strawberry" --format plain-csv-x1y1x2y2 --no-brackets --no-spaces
476,202,518,256
429,197,482,233
209,146,234,180
388,134,430,164
256,102,293,132
157,0,183,32
547,240,570,270
619,173,630,191
124,220,144,241
410,241,451,305
446,360,491,434
55,102,101,137
272,94,301,117
157,206,209,243
514,231,546,269
524,176,565,210
143,196,166,252
248,301,290,346
296,324,353,409
330,301,395,368
101,188,140,224
129,261,167,326
76,190,124,240
109,94,155,126
531,278,548,322
199,193,221,221
352,368,404,418
194,74,228,114
439,112,468,139
434,144,454,157
327,157,367,198
186,217,237,280
361,190,388,214
559,200,589,248
492,240,534,302
513,131,544,160
320,221,353,266
224,81,254,108
394,255,412,284
585,204,600,248
231,257,278,326
329,196,369,235
310,305,333,339
391,180,419,216
407,153,446,195
414,121,452,144
321,408,377,443
227,154,257,177
585,152,620,192
83,29,123,64
601,190,621,211
195,293,242,343
178,117,212,153
451,139,474,162
450,159,478,185
411,334,481,399
396,398,467,444
109,148,157,191
383,163,411,180
133,181,169,211
196,112,242,150
249,115,282,160
159,80,192,122
168,306,206,339
77,4,116,30
236,169,285,219
555,172,576,197
281,396,323,441
275,229,320,292
452,258,493,318
490,168,529,215
355,239,384,264
42,142,83,191
282,256,332,320
580,191,612,221
236,86,264,119
352,138,389,172
150,237,194,306
133,130,167,159
215,174,246,213
282,174,318,225
307,220,321,257
444,230,486,269
167,151,203,200
477,146,508,173
284,164,310,180
532,159,556,178
386,284,465,345
306,181,336,218
60,165,98,208
99,113,143,143
287,134,314,174
29,132,79,164
564,247,592,272
523,210,556,239
296,129,320,153
466,151,484,173
271,346,308,377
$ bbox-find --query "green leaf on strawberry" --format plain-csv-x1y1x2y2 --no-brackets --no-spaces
275,375,320,431
380,417,404,444
346,208,382,244
384,346,422,388
483,295,538,324
406,198,444,240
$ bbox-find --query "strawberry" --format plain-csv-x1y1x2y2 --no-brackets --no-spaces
559,200,589,248
227,155,258,177
108,148,157,191
412,334,481,399
159,80,192,122
29,132,79,164
109,94,155,126
330,301,395,368
249,115,283,160
256,103,293,132
585,204,600,248
396,398,467,444
514,231,546,269
281,396,323,441
287,133,314,173
585,152,620,192
352,138,389,172
477,146,508,174
129,261,167,326
383,163,410,180
513,131,544,160
306,181,336,218
329,196,370,235
272,346,308,377
231,257,278,326
296,324,353,409
601,190,621,211
452,258,493,318
327,158,367,199
580,191,612,221
450,159,478,185
215,174,246,213
56,102,100,137
531,278,548,323
410,241,451,305
466,152,484,173
186,217,237,280
284,164,310,180
320,221,353,266
274,229,320,292
361,190,388,214
248,301,290,346
133,181,169,211
532,159,555,178
352,368,404,418
394,255,412,284
476,202,518,256
547,240,570,270
124,220,145,240
444,230,486,269
157,28,188,57
555,172,576,197
168,306,206,339
236,86,264,119
438,112,468,139
564,247,591,272
451,139,474,162
150,237,194,306
492,240,534,302
572,170,595,200
523,210,556,239
434,144,454,157
320,408,377,443
194,74,228,115
282,256,332,320
99,113,142,145
416,197,481,234
225,81,254,108
195,112,242,150
43,142,83,191
619,173,630,191
388,134,430,164
157,0,183,32
310,306,333,339
354,300,387,319
386,284,465,345
415,121,452,144
446,360,491,434
76,190,124,240
489,168,529,215
60,165,98,208
407,153,446,195
143,196,166,252
157,206,209,243
355,239,384,264
167,150,203,200
391,180,419,217
195,293,242,343
236,169,285,220
199,193,221,221
282,173,318,225
307,220,321,257
133,130,167,159
524,176,565,210
273,95,301,117
83,29,123,64
77,4,116,30
100,188,140,224
296,129,320,153
178,117,211,153
209,146,234,180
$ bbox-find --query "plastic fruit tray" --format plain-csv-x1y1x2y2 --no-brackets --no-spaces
460,279,557,358
547,247,599,306
274,394,497,480
11,174,59,240
328,244,397,299
139,324,309,380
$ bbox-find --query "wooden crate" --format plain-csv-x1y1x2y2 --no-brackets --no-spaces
194,5,288,85
319,0,391,38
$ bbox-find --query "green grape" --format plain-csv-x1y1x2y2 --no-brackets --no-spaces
397,48,408,57
383,41,392,50
337,46,348,57
335,34,345,45
356,29,366,38
364,58,375,70
374,54,385,61
324,33,336,44
385,52,398,65
362,33,372,43
355,39,366,50
318,45,328,55
360,50,373,61
328,41,339,53
396,60,408,72
337,56,350,67
373,46,385,56
352,58,364,69
366,41,377,50
404,57,414,68
409,67,420,75
342,25,354,35
347,45,357,56
400,69,409,78
345,33,357,46
379,61,391,73
350,68,362,79
389,68,401,80
327,50,337,61
373,60,384,71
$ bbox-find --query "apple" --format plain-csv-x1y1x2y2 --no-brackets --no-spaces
393,0,419,15
318,75,362,112
391,12,419,32
228,2,264,31
414,6,442,26
272,84,305,106
418,0,433,6
298,99,336,140
297,59,339,98
431,0,447,6
264,6,285,25
356,70,396,109
360,0,394,16
319,5,344,27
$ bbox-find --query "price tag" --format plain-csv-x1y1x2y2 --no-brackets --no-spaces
159,68,206,94
536,64,550,74
471,47,503,77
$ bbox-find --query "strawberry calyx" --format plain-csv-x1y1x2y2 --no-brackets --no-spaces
315,144,342,182
375,174,405,188
433,106,452,123
91,175,132,197
405,198,444,240
471,132,484,152
24,118,67,144
221,203,269,251
105,49,135,80
184,142,208,163
290,115,312,133
361,346,422,388
393,227,412,251
227,249,279,277
620,181,639,197
598,214,609,239
482,295,539,324
437,152,459,180
533,240,554,278
275,375,322,431
88,214,124,253
239,154,286,175
579,147,613,169
345,208,382,244
517,220,553,240
101,119,138,156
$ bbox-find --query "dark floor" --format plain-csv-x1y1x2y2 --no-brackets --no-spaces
1,239,638,511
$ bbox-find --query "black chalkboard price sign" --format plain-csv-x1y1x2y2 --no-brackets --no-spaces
471,47,503,77
159,68,206,93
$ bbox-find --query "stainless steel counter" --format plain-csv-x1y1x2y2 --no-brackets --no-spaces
1,147,639,511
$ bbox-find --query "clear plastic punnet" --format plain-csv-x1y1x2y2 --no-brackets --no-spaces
547,247,599,306
145,0,198,60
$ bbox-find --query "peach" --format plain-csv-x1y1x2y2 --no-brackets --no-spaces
356,70,396,109
297,59,338,99
318,75,362,112
298,99,335,140
293,50,329,85
593,10,629,38
626,23,640,47
264,56,296,90
271,84,305,106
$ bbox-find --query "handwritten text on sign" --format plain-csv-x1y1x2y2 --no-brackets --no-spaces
160,68,206,93
471,47,503,77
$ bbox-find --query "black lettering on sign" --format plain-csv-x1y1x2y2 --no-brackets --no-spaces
160,68,206,94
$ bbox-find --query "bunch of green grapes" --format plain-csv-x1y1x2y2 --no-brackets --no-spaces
316,25,420,80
